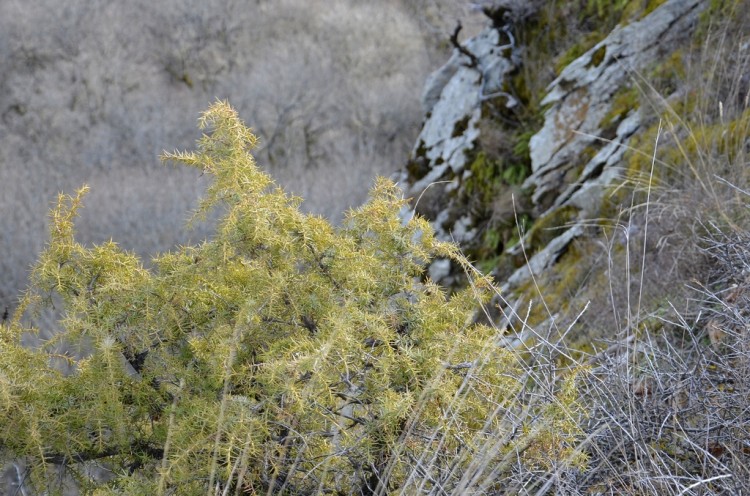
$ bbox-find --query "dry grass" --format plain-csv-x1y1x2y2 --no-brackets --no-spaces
508,8,750,493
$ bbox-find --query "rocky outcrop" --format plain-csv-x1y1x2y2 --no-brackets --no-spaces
400,24,520,247
526,0,706,214
401,0,708,335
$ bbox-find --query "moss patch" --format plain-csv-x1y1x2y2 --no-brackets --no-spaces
525,205,581,253
586,45,607,69
464,150,503,205
452,115,471,138
600,84,640,138
556,33,607,74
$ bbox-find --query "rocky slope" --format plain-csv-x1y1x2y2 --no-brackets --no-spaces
397,3,750,489
399,0,716,343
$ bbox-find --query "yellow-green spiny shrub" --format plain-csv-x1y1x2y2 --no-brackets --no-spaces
0,102,584,494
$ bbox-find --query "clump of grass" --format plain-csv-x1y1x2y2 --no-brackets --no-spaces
556,9,750,493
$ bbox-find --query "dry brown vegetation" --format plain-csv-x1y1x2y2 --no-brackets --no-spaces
493,5,750,492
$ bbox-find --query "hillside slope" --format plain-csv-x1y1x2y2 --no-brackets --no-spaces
399,0,750,491
3,0,750,493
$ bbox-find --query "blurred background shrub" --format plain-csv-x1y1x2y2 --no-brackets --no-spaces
0,0,486,314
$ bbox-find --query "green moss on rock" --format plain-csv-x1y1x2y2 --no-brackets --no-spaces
601,85,640,133
526,205,580,253
452,115,472,138
586,45,607,69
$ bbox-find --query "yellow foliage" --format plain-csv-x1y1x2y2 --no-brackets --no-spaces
0,102,585,494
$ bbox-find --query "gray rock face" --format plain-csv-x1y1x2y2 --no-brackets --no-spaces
400,24,519,246
402,0,707,313
422,0,722,359
499,0,707,312
559,111,640,217
526,0,706,213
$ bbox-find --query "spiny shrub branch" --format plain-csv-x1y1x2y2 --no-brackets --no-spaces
0,101,585,495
